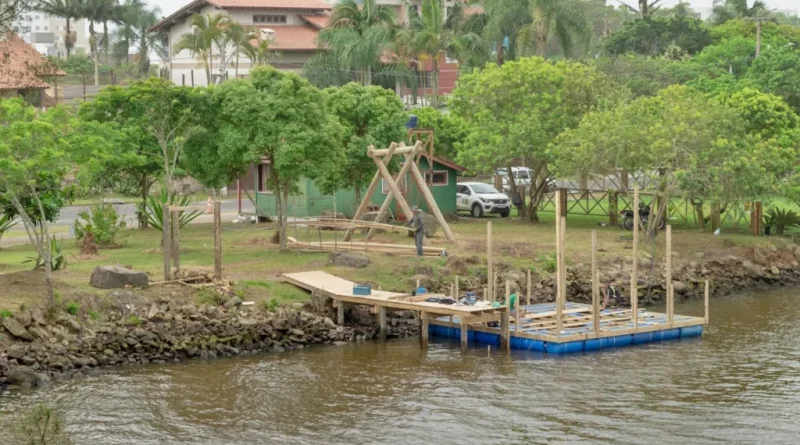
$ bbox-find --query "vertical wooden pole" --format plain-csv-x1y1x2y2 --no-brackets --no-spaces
455,276,459,300
704,280,710,324
493,277,498,303
592,230,599,337
487,221,493,303
333,192,338,252
460,318,468,351
378,306,387,340
172,211,180,274
337,300,344,325
163,205,171,281
526,269,531,306
666,225,674,327
503,280,511,352
420,311,429,348
214,201,222,279
555,190,563,332
632,188,639,330
515,282,520,334
560,213,567,310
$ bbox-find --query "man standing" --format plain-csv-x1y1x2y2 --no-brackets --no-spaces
406,206,425,257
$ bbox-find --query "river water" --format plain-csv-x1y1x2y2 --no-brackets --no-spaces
1,289,799,445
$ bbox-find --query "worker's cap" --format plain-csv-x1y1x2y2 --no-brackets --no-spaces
412,206,421,212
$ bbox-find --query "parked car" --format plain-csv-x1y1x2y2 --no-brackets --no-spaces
495,167,533,191
457,182,511,218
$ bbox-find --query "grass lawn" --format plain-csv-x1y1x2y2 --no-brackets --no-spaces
0,213,784,312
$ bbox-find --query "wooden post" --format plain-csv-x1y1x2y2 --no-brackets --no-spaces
704,280,710,324
666,225,674,327
455,276,459,299
487,221,493,303
366,150,418,239
405,149,456,242
558,188,568,220
632,188,639,329
560,212,567,310
555,189,563,332
333,192,338,252
371,146,414,221
337,300,344,325
609,191,618,226
171,211,180,274
592,230,599,336
751,201,762,237
503,280,511,352
344,142,398,242
526,269,531,305
493,277,498,303
514,282,520,334
162,205,171,281
378,306,387,340
214,201,222,279
460,318,468,351
420,311,429,348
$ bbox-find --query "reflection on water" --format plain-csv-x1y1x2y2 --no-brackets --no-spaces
2,289,799,445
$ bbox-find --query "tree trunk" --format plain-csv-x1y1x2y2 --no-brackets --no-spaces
646,182,668,241
354,186,362,208
139,174,150,229
525,171,549,223
535,22,547,57
431,57,440,107
496,38,504,65
90,22,99,86
103,21,109,65
65,18,72,58
365,65,372,86
208,47,213,85
691,198,705,230
505,164,525,219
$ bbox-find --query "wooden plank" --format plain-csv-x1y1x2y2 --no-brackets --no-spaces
170,205,207,212
460,318,468,351
526,269,531,306
555,190,563,332
632,187,639,330
405,148,456,243
379,306,387,340
162,205,171,281
214,201,222,279
172,211,180,274
344,142,397,242
704,280,710,324
366,148,418,240
337,300,344,325
592,230,599,337
487,221,493,303
455,276,459,300
421,311,429,348
370,145,419,157
504,280,511,351
373,145,414,221
666,224,673,327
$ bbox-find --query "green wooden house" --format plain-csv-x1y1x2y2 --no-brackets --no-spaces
249,156,465,219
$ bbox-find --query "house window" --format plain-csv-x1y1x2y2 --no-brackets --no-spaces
257,163,272,193
381,175,406,195
35,26,39,31
43,26,48,31
253,15,286,24
425,171,448,186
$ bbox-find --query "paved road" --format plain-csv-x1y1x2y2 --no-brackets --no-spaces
1,199,254,248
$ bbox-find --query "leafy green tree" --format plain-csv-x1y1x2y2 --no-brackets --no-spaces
34,0,81,57
710,0,768,26
240,31,272,68
744,46,800,113
212,67,344,250
517,0,591,58
593,54,678,97
412,106,469,161
174,13,229,84
451,57,627,221
710,18,800,47
322,83,407,203
481,0,530,64
305,0,395,87
603,16,711,56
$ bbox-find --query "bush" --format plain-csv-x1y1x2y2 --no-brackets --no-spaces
25,236,67,271
65,301,80,315
136,189,202,232
262,298,280,312
87,310,100,320
127,314,142,326
0,309,11,319
763,207,800,236
197,289,224,306
74,204,127,248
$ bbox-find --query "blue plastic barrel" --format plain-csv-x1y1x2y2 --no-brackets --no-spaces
405,115,418,129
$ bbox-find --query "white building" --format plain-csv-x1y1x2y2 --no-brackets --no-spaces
14,13,90,58
149,0,334,87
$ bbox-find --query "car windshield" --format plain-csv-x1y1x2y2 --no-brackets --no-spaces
470,184,500,194
516,171,530,179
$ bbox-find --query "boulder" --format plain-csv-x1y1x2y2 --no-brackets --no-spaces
753,248,768,266
2,317,33,341
672,281,687,292
405,213,440,238
6,367,38,387
327,252,369,268
224,297,242,309
90,265,149,289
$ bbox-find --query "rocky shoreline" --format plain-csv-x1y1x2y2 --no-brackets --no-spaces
0,292,418,390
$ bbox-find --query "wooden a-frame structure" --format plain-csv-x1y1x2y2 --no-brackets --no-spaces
343,141,456,243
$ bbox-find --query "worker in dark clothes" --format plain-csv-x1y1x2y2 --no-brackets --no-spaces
405,206,425,257
601,280,625,310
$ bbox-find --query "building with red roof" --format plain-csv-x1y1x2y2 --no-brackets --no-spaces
0,31,65,106
150,0,332,86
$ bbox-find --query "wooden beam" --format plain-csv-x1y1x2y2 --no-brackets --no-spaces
162,205,171,281
366,150,418,239
487,221,493,303
455,276,459,300
560,210,567,310
373,146,414,222
555,190,563,332
378,306,387,340
337,300,344,325
632,187,639,330
369,144,420,157
704,280,710,324
405,148,456,242
504,280,511,351
172,211,180,274
515,281,520,334
666,225,673,327
592,230,599,337
420,311,429,348
214,201,222,279
526,269,531,306
460,318,468,351
344,142,397,242
170,205,207,212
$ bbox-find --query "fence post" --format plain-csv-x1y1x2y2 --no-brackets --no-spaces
558,188,567,220
182,73,185,85
608,191,618,226
53,76,58,104
191,70,194,87
751,201,762,237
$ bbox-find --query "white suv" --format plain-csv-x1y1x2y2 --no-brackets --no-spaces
457,182,511,218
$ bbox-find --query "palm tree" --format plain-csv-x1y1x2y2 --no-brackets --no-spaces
174,13,228,85
710,0,768,25
240,30,272,69
34,0,81,57
79,0,118,85
481,0,530,65
112,0,146,64
517,0,591,57
310,0,396,86
619,0,664,17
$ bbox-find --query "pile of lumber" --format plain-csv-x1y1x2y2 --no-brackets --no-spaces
151,268,234,292
286,237,445,257
284,218,413,233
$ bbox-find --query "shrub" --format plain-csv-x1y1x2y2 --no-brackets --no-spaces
127,314,143,326
15,403,68,445
25,236,67,271
87,310,100,320
74,204,127,248
65,301,80,315
197,289,224,305
136,188,202,233
262,299,280,312
763,207,800,236
538,254,558,273
0,309,11,319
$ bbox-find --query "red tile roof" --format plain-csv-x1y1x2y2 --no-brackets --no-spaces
299,13,330,29
0,32,64,91
253,25,319,51
207,0,331,9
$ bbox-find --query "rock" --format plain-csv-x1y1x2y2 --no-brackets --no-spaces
6,367,38,387
753,248,768,266
90,265,149,289
147,304,159,319
224,297,242,309
14,311,32,327
723,239,735,248
639,257,652,268
672,281,687,292
767,244,778,253
421,213,440,238
63,318,82,333
72,357,97,367
793,247,800,262
35,373,51,387
771,265,780,275
327,252,369,268
30,307,46,325
6,344,26,360
445,256,469,275
2,317,33,341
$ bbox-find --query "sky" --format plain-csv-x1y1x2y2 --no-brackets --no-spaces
152,0,800,19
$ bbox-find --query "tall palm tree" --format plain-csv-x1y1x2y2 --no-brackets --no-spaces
239,29,272,70
710,0,768,25
34,0,81,57
129,5,159,76
310,0,396,86
174,13,228,85
517,0,591,57
112,0,146,64
80,0,118,85
480,0,530,65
